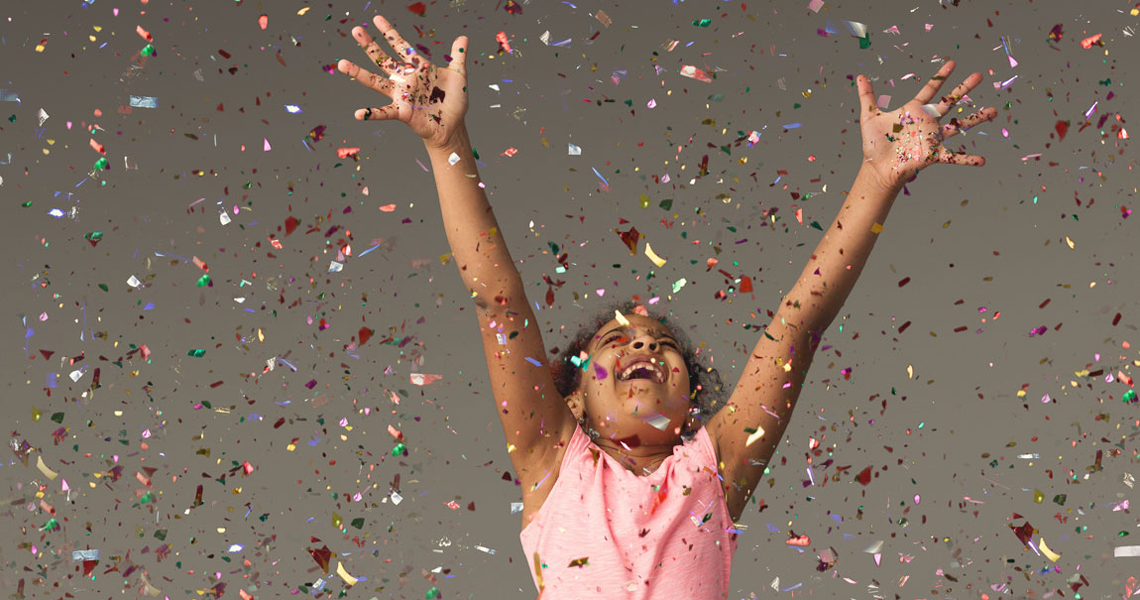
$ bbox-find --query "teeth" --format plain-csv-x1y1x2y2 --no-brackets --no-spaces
619,361,664,383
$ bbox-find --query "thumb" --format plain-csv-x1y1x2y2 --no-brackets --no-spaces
448,35,469,74
856,74,876,115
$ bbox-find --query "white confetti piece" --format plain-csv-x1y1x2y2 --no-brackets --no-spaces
568,143,581,156
1115,545,1140,557
447,152,460,166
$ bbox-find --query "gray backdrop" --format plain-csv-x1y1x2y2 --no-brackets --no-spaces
3,0,1137,598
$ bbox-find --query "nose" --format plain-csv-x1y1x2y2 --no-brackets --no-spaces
630,331,659,350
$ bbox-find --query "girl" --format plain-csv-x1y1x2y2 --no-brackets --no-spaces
337,15,998,599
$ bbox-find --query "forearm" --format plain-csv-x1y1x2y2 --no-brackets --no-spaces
424,125,524,308
778,165,904,336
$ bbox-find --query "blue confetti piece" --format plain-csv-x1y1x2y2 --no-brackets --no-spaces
525,357,542,367
591,166,609,187
129,95,158,108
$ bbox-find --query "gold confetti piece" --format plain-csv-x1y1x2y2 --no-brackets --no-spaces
614,311,630,326
907,364,914,379
1065,235,1075,249
745,425,766,447
533,551,545,591
1038,537,1061,562
336,561,359,585
644,242,667,267
870,221,884,234
36,455,59,480
297,7,311,15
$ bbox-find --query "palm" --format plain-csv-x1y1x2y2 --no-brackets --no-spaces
856,61,998,187
337,15,469,148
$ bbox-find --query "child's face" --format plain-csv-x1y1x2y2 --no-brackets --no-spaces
568,314,693,445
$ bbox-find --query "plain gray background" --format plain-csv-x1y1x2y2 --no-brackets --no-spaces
2,0,1137,598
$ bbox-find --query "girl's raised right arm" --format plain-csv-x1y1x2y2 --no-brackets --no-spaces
338,16,575,475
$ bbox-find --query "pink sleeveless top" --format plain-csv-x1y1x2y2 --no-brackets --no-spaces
519,421,737,599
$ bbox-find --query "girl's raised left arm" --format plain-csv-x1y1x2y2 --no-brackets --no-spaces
706,60,998,522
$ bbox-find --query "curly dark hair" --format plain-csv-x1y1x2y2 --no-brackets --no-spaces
548,299,727,442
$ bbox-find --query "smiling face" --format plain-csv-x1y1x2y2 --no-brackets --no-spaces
565,313,694,447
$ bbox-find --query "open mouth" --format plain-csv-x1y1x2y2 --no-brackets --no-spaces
616,361,666,384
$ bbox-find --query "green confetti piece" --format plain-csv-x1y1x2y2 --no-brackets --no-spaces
85,231,103,243
42,518,59,531
858,36,871,50
350,517,365,529
50,412,64,424
391,442,406,456
188,349,206,358
94,156,108,170
1123,389,1136,403
693,18,711,27
22,201,32,208
141,43,156,56
426,587,441,599
196,274,211,287
659,199,673,210
98,283,109,292
140,491,154,504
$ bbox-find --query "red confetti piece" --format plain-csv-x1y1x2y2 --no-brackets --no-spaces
1055,120,1069,141
407,2,426,16
284,216,300,235
258,14,269,30
854,465,873,485
359,327,374,346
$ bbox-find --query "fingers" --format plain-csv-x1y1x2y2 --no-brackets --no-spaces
856,74,877,116
447,35,469,74
936,147,986,167
352,26,400,75
337,59,396,98
354,106,399,122
941,107,998,138
913,60,955,106
933,71,983,117
374,15,417,63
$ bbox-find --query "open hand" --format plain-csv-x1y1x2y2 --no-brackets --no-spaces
856,60,998,189
337,15,469,149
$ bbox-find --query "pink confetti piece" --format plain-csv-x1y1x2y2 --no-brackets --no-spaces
679,65,712,83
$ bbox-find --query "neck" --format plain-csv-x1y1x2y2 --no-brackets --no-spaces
590,432,677,474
